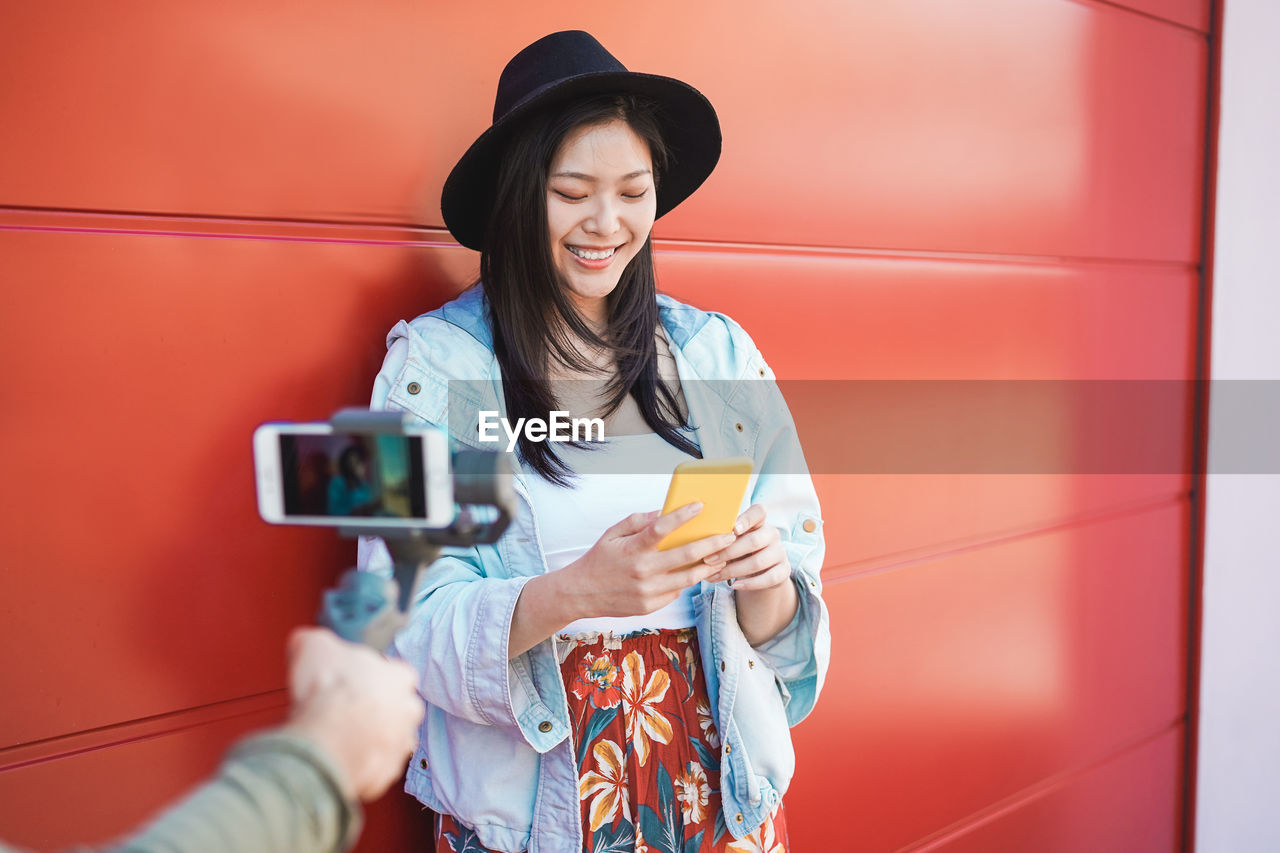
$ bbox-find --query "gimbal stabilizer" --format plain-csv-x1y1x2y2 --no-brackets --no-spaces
318,409,516,650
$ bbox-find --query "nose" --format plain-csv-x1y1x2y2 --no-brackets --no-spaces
585,195,621,237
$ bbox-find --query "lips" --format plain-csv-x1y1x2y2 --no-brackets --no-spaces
565,243,625,270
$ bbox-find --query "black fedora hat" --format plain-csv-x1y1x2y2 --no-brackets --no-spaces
441,30,722,252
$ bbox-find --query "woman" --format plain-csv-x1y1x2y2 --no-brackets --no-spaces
328,444,376,517
360,31,829,853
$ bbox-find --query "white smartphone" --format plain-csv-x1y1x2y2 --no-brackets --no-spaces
253,422,454,528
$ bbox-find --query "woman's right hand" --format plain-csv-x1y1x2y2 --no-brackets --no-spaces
507,502,735,658
559,502,736,618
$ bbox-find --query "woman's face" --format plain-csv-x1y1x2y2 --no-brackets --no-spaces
546,119,657,325
342,449,367,480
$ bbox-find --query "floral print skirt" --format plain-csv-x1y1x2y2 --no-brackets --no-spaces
435,627,788,853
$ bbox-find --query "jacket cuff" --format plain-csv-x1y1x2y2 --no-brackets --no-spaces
752,511,827,725
749,576,814,682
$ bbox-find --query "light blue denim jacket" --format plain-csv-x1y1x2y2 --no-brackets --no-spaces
358,286,830,853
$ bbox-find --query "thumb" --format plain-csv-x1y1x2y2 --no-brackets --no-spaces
609,510,661,538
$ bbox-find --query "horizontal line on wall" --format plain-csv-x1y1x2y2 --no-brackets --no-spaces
898,716,1185,852
0,221,455,250
1063,0,1209,37
653,236,1196,272
0,204,430,235
821,490,1188,586
0,690,288,774
0,206,454,250
0,205,1196,272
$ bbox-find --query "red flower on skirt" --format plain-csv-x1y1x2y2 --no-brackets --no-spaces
572,652,622,709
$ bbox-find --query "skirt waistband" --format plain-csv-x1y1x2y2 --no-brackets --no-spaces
556,625,697,648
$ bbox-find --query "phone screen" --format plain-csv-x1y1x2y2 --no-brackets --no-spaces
279,433,428,520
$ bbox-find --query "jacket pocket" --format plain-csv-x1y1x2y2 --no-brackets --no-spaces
729,641,797,804
385,357,447,425
786,510,824,583
414,706,539,842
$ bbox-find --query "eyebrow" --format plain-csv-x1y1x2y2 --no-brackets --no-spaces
550,169,652,182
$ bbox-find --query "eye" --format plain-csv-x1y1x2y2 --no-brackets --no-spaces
552,189,586,201
622,189,649,200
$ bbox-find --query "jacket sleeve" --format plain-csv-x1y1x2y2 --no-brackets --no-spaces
356,332,568,751
730,324,831,727
358,536,564,748
105,731,361,853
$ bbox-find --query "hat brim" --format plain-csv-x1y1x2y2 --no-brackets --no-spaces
441,71,721,252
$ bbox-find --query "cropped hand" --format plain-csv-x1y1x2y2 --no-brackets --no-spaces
704,504,791,591
561,502,737,618
282,627,425,801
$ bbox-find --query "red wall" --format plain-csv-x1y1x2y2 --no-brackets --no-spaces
0,1,1211,850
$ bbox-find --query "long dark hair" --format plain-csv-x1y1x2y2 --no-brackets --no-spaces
480,93,699,485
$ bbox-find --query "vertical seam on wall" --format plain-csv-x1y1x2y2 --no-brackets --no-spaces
1184,1,1224,851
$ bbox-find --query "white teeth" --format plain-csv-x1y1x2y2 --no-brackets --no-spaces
568,246,616,261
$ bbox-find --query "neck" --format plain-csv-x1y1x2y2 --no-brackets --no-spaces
569,295,608,331
549,337,614,379
545,307,614,379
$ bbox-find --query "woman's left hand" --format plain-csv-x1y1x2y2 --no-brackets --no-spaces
704,504,791,591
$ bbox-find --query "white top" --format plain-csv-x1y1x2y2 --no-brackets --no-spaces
523,431,699,634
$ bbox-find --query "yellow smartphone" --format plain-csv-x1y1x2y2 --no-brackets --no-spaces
656,457,754,551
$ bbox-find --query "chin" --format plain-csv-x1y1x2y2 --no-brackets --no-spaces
557,255,635,300
566,277,624,303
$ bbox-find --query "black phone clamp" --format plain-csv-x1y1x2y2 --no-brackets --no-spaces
318,408,516,650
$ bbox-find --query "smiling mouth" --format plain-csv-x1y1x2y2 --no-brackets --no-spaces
567,245,620,261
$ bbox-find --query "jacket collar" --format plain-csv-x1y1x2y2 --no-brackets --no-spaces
410,286,734,455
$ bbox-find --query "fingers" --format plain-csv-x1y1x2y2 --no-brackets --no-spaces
635,501,704,548
586,503,778,617
287,626,340,700
631,531,733,606
715,547,791,591
284,631,426,801
664,559,726,592
609,509,663,538
706,520,779,567
661,531,737,569
384,658,424,710
706,533,791,586
733,504,769,536
288,625,332,663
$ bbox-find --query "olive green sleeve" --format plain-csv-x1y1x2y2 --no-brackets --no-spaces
105,730,363,853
